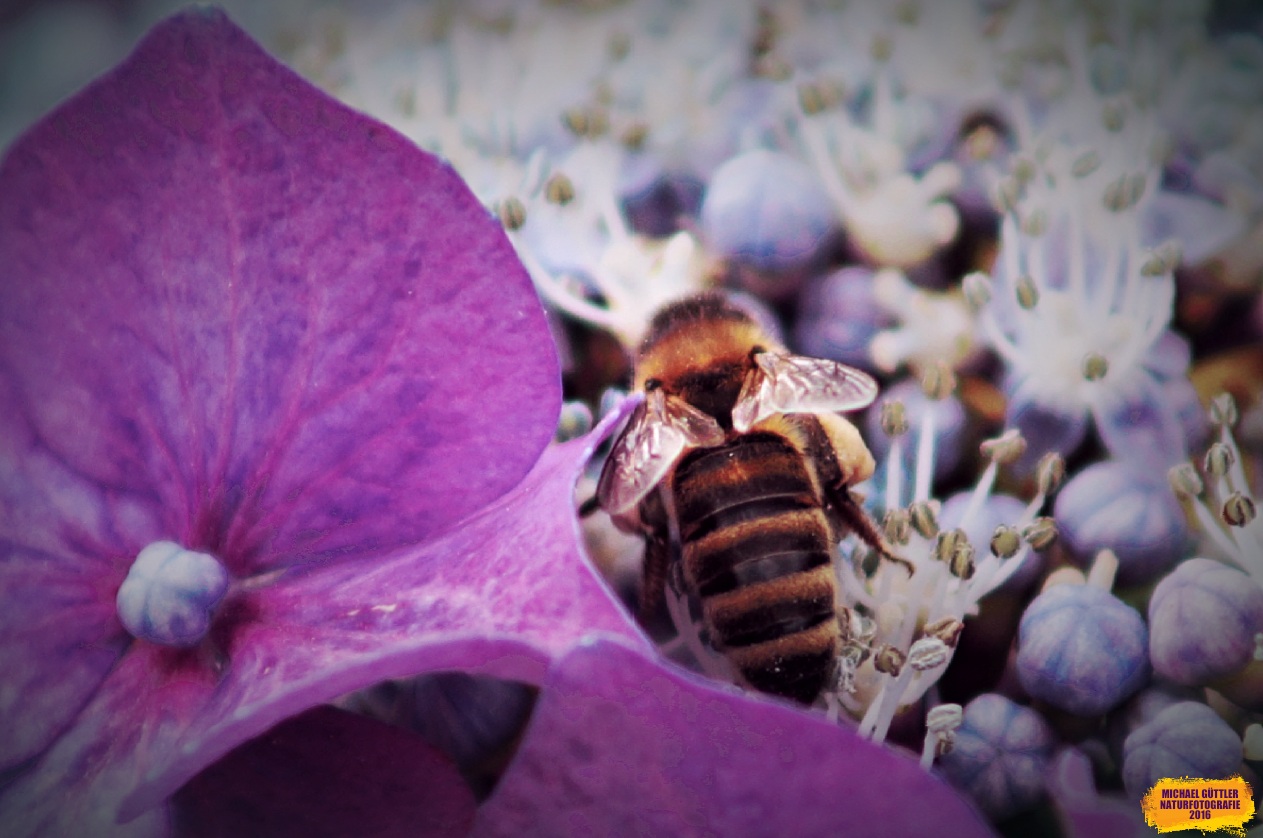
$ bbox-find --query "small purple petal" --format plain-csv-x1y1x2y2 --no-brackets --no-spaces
172,706,475,838
1016,584,1149,716
473,639,994,838
1003,382,1089,477
1148,558,1263,686
1122,702,1243,799
1092,372,1191,477
1141,190,1247,264
115,541,229,647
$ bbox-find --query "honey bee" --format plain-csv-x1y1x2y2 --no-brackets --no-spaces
596,293,903,705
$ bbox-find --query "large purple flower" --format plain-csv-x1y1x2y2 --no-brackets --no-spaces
0,10,645,834
474,638,994,837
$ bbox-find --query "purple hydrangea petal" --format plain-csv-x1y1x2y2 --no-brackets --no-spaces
473,638,993,838
171,706,475,838
0,7,590,828
1141,189,1247,265
0,426,648,831
1,7,559,581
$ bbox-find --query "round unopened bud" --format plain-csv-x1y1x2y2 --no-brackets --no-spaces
1204,442,1235,477
1023,516,1058,549
990,525,1022,558
920,361,956,400
556,400,594,442
927,702,964,735
1071,149,1102,178
883,508,912,546
1015,275,1039,309
497,196,527,230
874,644,907,675
880,400,910,437
924,617,965,648
962,271,993,310
1210,393,1238,428
1034,452,1066,495
909,637,951,670
1223,493,1257,528
980,429,1027,464
544,172,575,205
1081,353,1109,381
909,499,940,539
1020,208,1048,236
1167,463,1204,497
116,541,230,647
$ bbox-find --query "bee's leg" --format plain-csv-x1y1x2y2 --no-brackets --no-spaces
827,484,914,576
638,527,671,621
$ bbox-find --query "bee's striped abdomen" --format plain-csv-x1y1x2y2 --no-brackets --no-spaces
671,433,841,703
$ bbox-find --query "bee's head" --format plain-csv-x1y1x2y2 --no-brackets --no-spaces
633,293,776,424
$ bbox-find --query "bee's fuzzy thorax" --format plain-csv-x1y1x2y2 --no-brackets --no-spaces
634,293,777,392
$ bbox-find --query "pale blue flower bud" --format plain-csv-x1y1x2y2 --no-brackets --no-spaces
116,540,229,647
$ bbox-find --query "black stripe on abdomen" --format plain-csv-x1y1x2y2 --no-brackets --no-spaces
708,589,834,648
689,520,832,597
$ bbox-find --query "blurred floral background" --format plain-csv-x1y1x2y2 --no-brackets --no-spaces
1,0,1261,835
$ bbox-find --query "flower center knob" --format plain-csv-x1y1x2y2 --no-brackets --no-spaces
116,541,230,647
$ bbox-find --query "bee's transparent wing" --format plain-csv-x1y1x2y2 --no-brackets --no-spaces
596,388,726,516
732,351,879,432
